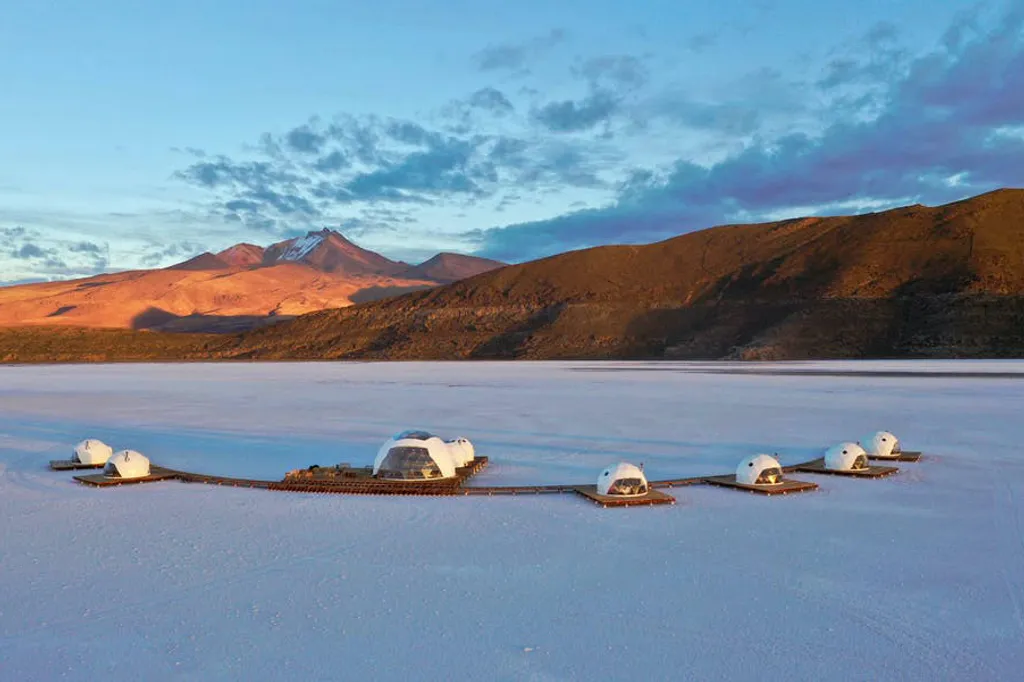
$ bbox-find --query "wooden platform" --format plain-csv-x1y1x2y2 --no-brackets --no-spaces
573,485,676,507
792,458,899,479
74,466,179,487
869,451,922,463
269,457,491,496
49,459,103,471
703,474,818,495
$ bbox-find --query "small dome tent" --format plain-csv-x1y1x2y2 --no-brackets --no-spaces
445,437,475,468
73,439,114,466
103,450,151,479
736,454,784,486
861,431,901,459
824,442,869,472
597,462,649,496
373,431,461,480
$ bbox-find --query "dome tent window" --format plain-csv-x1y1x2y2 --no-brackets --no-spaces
377,446,443,480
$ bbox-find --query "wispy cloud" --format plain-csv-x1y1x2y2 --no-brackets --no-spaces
474,29,566,74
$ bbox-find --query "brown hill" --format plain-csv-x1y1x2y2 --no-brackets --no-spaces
401,252,508,284
228,189,1024,360
167,252,229,271
0,263,440,332
217,243,264,268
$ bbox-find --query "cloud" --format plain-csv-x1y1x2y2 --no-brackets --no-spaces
176,99,622,237
532,91,620,133
472,5,1024,261
474,29,566,73
684,33,717,53
285,125,327,154
466,87,515,115
11,243,47,260
576,55,649,90
0,227,110,282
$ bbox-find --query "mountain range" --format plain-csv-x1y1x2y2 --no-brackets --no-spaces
1,188,1023,362
0,230,504,332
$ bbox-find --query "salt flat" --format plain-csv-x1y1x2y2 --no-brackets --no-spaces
1,361,1022,681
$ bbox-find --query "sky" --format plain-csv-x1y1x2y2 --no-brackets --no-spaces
1,0,1022,283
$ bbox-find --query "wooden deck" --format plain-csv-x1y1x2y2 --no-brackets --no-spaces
869,451,922,463
74,466,179,487
49,459,104,471
703,474,818,495
573,485,676,507
792,458,899,479
268,457,490,495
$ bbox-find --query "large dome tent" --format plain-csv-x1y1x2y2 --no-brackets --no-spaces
373,431,461,480
104,450,151,479
596,462,649,496
735,454,784,486
824,442,869,472
72,439,114,466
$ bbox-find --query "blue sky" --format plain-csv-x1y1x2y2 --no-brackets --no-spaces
1,0,1022,282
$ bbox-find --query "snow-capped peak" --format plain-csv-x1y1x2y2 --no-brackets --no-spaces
279,232,325,262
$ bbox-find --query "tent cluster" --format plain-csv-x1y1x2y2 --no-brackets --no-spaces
72,439,151,479
823,431,903,472
594,430,909,497
373,430,476,480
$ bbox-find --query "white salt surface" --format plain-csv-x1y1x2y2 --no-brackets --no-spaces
1,360,1022,680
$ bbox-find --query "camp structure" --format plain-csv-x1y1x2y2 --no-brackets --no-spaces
793,442,899,479
704,454,818,495
575,462,675,507
104,449,152,478
50,438,115,471
598,462,649,496
373,431,476,481
861,431,922,462
74,449,177,487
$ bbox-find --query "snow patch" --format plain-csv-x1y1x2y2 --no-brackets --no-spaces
279,233,324,262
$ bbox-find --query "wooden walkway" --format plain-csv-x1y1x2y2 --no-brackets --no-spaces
870,451,922,463
49,459,103,471
60,449,921,505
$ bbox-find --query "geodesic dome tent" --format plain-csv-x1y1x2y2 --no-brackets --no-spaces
860,431,901,459
103,450,151,479
73,439,114,466
373,431,475,480
597,462,649,496
824,442,869,472
736,454,784,486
